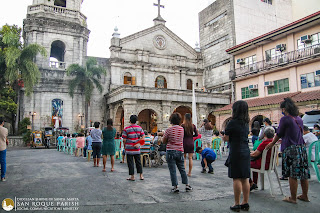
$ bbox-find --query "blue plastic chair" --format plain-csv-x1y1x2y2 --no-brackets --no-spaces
308,140,320,183
70,138,77,156
57,138,65,152
194,139,202,160
65,138,70,154
212,138,222,159
115,139,123,160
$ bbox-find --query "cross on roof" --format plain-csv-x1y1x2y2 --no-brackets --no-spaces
153,0,164,18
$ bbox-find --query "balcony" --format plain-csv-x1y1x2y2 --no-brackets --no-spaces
230,44,320,80
28,4,87,25
49,61,66,69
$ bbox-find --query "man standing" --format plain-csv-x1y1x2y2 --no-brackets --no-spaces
0,117,9,182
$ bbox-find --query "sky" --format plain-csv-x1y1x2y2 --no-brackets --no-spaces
0,0,216,58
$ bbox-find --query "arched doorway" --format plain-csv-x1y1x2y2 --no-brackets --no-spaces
138,109,158,133
222,117,232,130
208,113,216,128
173,106,192,124
115,106,124,133
50,40,66,68
187,79,193,90
250,115,264,130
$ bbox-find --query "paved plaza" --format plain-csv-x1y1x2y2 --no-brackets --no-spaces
1,148,320,213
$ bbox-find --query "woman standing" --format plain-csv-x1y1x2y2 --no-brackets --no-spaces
223,100,250,212
91,122,102,167
199,119,213,148
266,98,310,204
181,113,198,177
163,112,192,193
102,119,117,172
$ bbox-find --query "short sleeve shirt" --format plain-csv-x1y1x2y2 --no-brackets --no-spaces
122,124,145,155
201,148,217,161
163,125,184,152
0,126,8,151
91,128,102,143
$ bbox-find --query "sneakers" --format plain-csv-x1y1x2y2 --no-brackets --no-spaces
1,178,6,182
208,170,214,174
171,187,179,193
201,169,206,173
250,183,258,191
186,185,193,192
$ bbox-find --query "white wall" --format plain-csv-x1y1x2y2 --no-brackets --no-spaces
292,0,320,21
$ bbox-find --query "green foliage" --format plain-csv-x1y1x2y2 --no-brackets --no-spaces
0,87,17,114
67,57,106,103
18,117,32,144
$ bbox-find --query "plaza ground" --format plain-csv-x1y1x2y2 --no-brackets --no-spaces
1,148,320,213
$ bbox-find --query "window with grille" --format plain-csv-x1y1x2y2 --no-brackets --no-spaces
301,72,320,89
267,78,289,94
241,87,259,99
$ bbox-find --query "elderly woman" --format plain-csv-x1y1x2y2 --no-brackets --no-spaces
223,100,250,212
266,98,310,204
199,119,213,148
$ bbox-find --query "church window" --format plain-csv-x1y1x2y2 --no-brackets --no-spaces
54,0,66,7
187,79,193,90
50,40,66,68
124,72,135,85
155,76,167,89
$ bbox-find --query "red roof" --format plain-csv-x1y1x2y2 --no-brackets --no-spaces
226,10,320,53
215,90,320,112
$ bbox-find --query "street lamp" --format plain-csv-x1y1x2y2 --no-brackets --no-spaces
30,112,36,132
78,113,84,128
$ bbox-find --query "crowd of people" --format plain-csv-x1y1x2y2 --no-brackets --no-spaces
0,97,319,211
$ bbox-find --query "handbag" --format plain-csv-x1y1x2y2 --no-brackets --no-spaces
224,155,230,167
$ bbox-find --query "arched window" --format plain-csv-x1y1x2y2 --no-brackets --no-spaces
155,76,167,88
187,79,193,90
50,40,66,68
124,72,135,85
54,0,66,7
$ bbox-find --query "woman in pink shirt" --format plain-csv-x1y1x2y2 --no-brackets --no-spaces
76,133,85,157
163,112,193,193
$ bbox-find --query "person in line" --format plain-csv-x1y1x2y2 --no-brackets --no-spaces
258,118,272,140
0,117,8,182
303,125,318,162
196,146,216,174
249,127,275,191
102,119,117,172
223,100,250,212
181,113,198,177
91,122,102,167
122,115,145,181
314,124,320,139
84,131,93,158
75,133,85,157
266,98,310,204
141,130,152,166
163,112,192,193
199,119,213,148
251,128,259,148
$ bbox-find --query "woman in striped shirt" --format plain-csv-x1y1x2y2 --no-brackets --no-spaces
163,112,193,193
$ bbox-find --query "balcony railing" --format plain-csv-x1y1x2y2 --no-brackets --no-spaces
230,44,320,80
49,61,66,69
28,4,87,25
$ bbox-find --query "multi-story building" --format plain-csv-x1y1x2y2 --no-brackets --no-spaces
214,11,320,130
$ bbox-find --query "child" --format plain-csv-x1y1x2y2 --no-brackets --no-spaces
211,130,220,149
303,125,318,161
196,147,216,174
76,133,85,157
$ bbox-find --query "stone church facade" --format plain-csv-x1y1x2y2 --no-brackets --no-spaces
21,0,230,133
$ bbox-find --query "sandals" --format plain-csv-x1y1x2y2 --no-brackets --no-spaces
282,196,297,204
126,178,135,181
297,195,310,202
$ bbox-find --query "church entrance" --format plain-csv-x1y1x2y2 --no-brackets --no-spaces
173,106,192,124
115,106,124,133
138,109,158,133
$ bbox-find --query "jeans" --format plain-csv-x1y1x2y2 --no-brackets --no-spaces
166,150,188,187
127,154,143,175
0,149,6,179
201,158,214,172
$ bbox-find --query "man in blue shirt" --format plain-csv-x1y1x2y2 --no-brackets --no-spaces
196,147,216,174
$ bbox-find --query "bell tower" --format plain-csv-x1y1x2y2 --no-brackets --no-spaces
21,0,90,131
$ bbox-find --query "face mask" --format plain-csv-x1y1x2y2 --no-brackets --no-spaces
281,112,285,115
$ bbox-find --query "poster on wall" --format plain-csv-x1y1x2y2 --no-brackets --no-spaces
52,99,63,129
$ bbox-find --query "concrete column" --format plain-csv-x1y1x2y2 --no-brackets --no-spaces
161,101,172,130
289,67,298,93
258,75,265,97
286,33,295,52
197,103,208,128
123,99,138,127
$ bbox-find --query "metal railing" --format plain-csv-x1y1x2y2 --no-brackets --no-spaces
28,4,87,25
230,44,320,80
49,61,66,69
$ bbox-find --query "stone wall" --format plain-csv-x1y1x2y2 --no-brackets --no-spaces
8,136,25,147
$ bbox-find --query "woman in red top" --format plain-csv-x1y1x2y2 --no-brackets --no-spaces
163,112,193,193
249,126,275,191
181,113,198,177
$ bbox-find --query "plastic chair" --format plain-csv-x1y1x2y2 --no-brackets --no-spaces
194,139,202,160
57,138,65,152
251,144,283,196
65,138,70,154
308,140,320,183
70,138,77,156
115,139,123,160
212,138,222,159
87,150,93,161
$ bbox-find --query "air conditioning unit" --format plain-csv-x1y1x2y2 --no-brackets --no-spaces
236,58,245,64
300,35,312,43
276,44,286,52
278,56,288,65
264,81,274,87
248,84,258,90
315,70,320,76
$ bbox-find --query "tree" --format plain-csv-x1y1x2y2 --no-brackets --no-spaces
1,24,47,134
67,57,106,128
